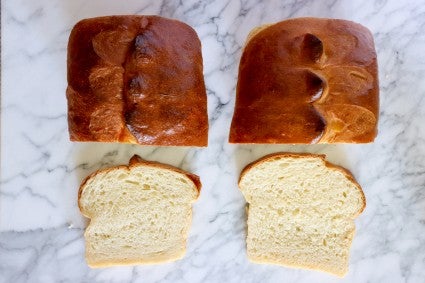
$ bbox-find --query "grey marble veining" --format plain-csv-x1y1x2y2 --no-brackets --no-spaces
1,0,425,282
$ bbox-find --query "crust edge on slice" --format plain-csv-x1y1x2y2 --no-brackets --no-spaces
239,152,366,214
78,155,201,215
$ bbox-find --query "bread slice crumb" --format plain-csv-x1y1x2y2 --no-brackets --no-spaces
239,152,365,277
78,155,201,267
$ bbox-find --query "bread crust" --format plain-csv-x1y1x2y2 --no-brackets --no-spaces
247,255,349,277
67,16,208,146
239,152,366,216
78,154,201,216
86,252,185,268
230,17,379,144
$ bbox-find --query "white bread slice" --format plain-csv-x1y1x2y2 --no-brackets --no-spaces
239,153,365,277
78,155,201,267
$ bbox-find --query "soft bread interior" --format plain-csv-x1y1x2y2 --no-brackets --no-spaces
239,154,365,277
79,163,199,267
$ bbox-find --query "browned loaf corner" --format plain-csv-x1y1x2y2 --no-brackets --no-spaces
67,16,208,146
230,18,379,144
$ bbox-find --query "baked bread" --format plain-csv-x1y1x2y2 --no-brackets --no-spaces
78,155,201,267
239,153,365,277
230,18,379,143
67,16,208,146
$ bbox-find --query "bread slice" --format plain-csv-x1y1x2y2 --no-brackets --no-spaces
239,153,365,277
78,155,201,267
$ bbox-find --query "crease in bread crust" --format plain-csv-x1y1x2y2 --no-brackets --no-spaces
239,152,365,277
78,155,201,268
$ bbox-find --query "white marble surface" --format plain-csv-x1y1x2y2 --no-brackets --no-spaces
1,0,425,282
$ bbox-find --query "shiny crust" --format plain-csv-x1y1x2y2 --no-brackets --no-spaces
230,18,379,144
239,152,366,216
67,16,208,146
78,154,202,215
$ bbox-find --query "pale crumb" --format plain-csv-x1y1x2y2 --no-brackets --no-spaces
239,153,365,277
79,160,199,267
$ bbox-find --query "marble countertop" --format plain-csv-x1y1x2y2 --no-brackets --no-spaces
1,0,425,282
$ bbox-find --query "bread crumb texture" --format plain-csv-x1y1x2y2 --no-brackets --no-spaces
79,157,199,267
239,153,365,277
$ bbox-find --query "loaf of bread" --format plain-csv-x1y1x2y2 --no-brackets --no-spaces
67,16,208,146
239,153,365,277
78,155,201,267
230,18,379,143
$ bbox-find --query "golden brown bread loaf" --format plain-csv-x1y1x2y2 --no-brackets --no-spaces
229,18,379,144
67,16,208,146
